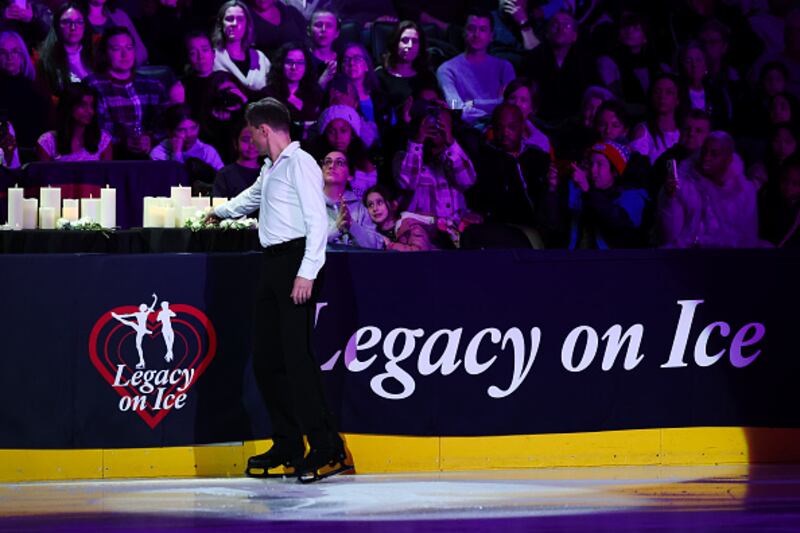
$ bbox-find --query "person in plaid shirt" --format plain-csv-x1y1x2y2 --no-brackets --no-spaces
392,103,477,222
84,26,166,159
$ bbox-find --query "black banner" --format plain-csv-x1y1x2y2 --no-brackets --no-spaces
0,249,798,449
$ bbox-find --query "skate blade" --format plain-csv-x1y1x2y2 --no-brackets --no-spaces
245,464,296,479
297,461,354,484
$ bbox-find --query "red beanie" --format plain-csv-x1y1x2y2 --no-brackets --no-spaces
590,142,631,176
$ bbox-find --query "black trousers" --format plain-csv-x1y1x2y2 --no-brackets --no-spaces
252,238,340,452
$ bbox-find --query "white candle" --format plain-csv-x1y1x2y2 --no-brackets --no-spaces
212,197,228,208
39,207,56,229
191,196,211,210
40,186,61,213
100,186,116,228
170,186,191,210
22,198,38,229
150,205,166,228
62,199,79,221
81,196,101,223
143,196,157,227
163,206,177,228
7,184,23,230
180,206,197,226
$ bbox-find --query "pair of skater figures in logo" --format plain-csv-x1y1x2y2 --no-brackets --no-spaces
111,293,176,370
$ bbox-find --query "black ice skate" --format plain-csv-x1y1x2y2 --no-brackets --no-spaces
245,447,304,479
296,448,354,483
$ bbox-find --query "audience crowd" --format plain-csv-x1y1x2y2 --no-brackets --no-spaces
2,0,800,250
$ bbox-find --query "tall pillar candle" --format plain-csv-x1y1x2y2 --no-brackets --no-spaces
40,186,61,214
191,196,211,210
212,197,227,208
22,198,38,229
170,186,191,210
163,206,177,228
7,184,23,229
62,199,79,222
100,186,116,228
39,207,56,229
81,196,101,223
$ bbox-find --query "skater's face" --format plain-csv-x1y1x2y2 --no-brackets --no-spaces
247,123,270,156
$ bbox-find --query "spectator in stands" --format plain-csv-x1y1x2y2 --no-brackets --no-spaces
769,91,799,126
0,119,20,168
700,19,742,84
329,42,391,147
200,71,249,164
490,0,541,59
677,40,733,129
307,104,377,199
522,10,593,126
436,8,516,126
213,122,260,198
322,149,384,249
78,0,147,66
0,29,53,150
473,103,558,244
84,26,166,159
393,104,477,221
307,9,339,89
749,122,798,190
36,82,111,161
212,0,270,93
630,73,682,165
363,184,399,241
261,42,323,126
553,85,615,162
149,104,223,170
1,0,52,46
750,8,800,97
594,99,632,145
567,141,650,248
651,109,712,199
376,21,436,114
247,0,306,58
37,2,94,96
596,12,667,109
177,31,216,117
658,131,760,248
760,153,800,246
502,77,551,155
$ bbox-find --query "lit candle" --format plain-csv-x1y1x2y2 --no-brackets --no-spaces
40,186,61,214
22,198,38,229
163,206,177,228
212,197,228,208
62,199,79,221
100,185,116,228
170,186,191,210
7,184,23,230
180,206,197,226
81,195,101,222
191,195,211,210
39,207,56,229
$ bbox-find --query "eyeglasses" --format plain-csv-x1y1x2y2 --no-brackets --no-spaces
550,21,575,31
60,18,85,28
343,55,366,65
285,60,306,68
322,158,347,168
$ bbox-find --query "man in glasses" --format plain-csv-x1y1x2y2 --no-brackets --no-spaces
207,97,353,483
521,10,593,125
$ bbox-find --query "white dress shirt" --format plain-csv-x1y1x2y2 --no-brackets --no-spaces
214,141,327,280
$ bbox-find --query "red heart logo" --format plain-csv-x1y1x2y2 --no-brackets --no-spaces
88,303,217,429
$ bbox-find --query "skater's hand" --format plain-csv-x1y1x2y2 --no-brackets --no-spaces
291,276,314,305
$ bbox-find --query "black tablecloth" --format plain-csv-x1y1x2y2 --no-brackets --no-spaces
0,228,261,254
